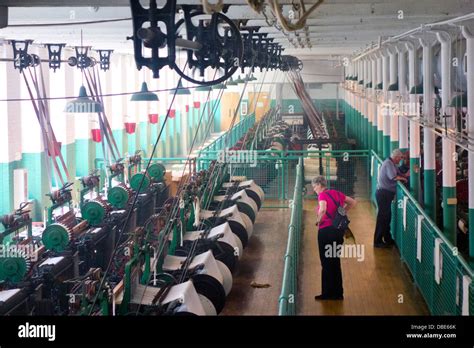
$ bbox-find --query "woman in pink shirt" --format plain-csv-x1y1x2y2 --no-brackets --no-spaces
312,175,357,300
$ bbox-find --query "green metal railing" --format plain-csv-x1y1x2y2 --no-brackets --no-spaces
279,157,303,315
371,151,473,315
252,107,279,149
198,113,256,158
198,149,369,200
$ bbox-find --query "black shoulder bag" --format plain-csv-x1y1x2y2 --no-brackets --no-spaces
325,191,350,231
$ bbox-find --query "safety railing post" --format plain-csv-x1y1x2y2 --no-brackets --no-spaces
279,157,303,315
370,150,473,315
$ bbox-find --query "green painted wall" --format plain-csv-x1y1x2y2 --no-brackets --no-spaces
1,99,227,221
112,129,126,156
0,160,20,217
127,133,136,155
139,122,149,157
75,139,96,177
21,153,50,220
213,99,222,132
62,143,76,182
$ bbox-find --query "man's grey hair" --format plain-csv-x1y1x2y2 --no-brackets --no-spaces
391,149,403,158
311,175,327,187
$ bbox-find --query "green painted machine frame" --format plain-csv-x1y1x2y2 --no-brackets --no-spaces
0,219,32,245
47,199,73,225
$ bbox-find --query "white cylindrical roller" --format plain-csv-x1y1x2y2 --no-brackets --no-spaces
231,190,258,217
213,190,258,223
183,222,243,260
222,179,265,202
216,260,233,296
201,205,253,238
163,250,223,287
163,251,226,314
197,294,217,315
160,280,207,315
213,190,259,221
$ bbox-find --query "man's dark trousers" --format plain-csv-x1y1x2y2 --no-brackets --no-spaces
374,188,395,245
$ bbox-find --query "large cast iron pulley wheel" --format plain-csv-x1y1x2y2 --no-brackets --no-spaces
173,8,243,86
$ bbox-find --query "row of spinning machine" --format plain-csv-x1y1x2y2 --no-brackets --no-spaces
0,158,264,315
112,161,264,315
0,153,168,315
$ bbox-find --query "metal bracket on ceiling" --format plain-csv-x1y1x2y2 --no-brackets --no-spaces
96,49,114,72
68,46,96,70
10,39,39,72
45,43,65,72
128,0,177,79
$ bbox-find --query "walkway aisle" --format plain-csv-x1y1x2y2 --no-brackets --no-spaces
221,200,290,315
298,199,429,315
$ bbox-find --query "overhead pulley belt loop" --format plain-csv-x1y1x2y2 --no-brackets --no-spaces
37,62,70,184
86,66,118,164
138,74,231,308
28,67,59,187
240,66,273,150
87,68,109,165
249,62,269,150
88,65,188,314
84,69,108,162
93,65,121,161
86,66,120,191
85,69,110,170
84,70,109,170
249,67,280,150
24,63,69,188
21,70,53,193
137,70,223,313
173,79,225,198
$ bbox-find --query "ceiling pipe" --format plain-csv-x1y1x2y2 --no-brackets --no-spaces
352,12,474,62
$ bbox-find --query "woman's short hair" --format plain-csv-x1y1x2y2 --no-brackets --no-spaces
311,175,327,187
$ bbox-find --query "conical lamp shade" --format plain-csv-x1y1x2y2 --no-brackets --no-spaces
409,83,439,95
131,82,158,101
388,82,398,91
65,86,103,113
173,80,191,95
196,84,212,92
227,77,238,86
235,75,245,84
450,93,467,108
212,82,227,90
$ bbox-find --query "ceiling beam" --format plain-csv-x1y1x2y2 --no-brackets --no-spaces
0,7,7,29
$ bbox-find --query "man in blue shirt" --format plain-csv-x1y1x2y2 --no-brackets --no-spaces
374,149,408,248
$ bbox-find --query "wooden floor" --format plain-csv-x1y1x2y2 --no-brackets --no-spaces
220,200,290,315
298,199,429,315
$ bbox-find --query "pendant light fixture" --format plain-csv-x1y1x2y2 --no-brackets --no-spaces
131,81,158,101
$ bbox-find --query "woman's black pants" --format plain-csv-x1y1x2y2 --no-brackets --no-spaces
317,226,344,297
